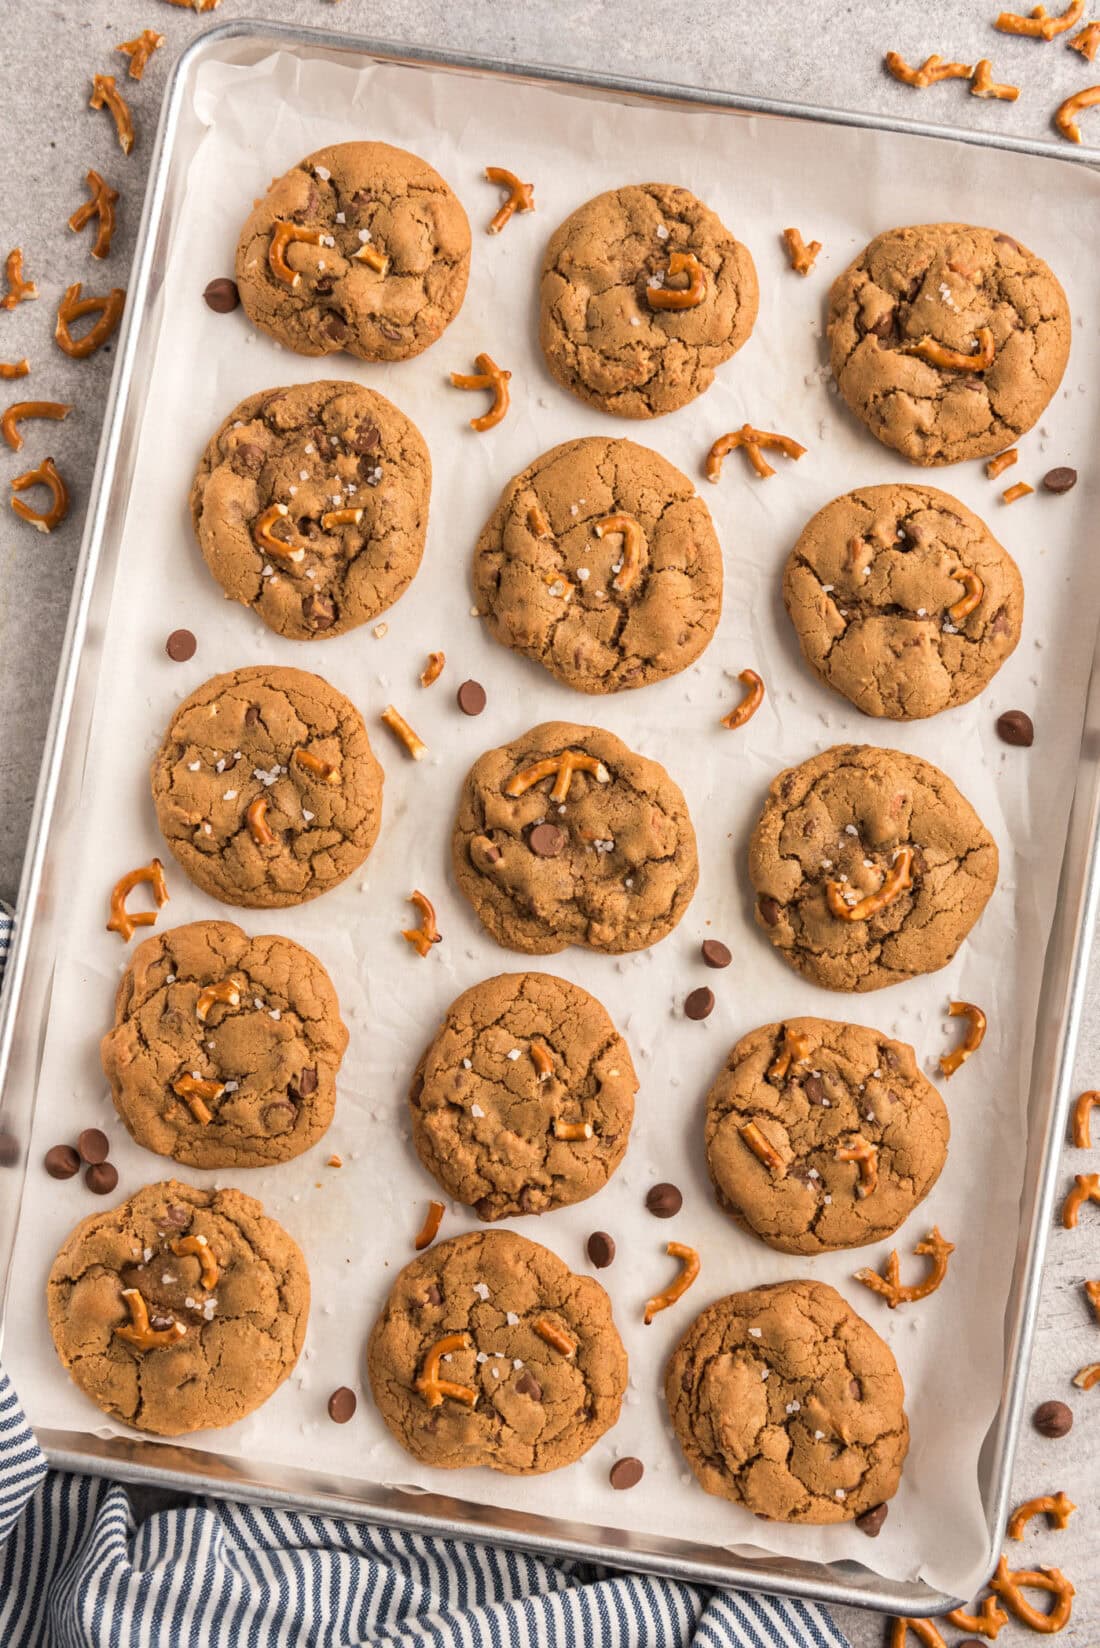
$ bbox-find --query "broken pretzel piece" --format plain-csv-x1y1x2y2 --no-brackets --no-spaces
414,1332,478,1410
320,506,363,531
1007,1490,1076,1540
1061,1171,1100,1228
826,847,914,923
117,28,164,79
942,1597,1009,1638
533,1317,577,1356
884,51,972,87
90,74,134,156
413,1199,445,1251
989,1555,1075,1634
450,353,511,431
986,448,1018,479
526,502,552,539
553,1118,593,1141
721,668,765,730
505,749,610,804
171,1074,224,1125
768,1026,813,1082
69,170,120,260
268,220,325,288
647,251,707,311
1,248,37,311
530,1040,554,1081
782,228,821,276
899,326,995,373
888,1620,946,1648
381,704,428,761
1070,19,1100,57
170,1233,218,1291
292,746,340,784
485,166,535,235
402,890,442,958
594,512,644,593
644,1241,700,1324
1003,481,1034,504
706,424,806,482
246,796,276,847
115,1288,186,1351
11,456,70,533
996,0,1084,37
1,400,73,454
947,565,984,624
352,244,390,276
420,651,445,687
1071,1088,1098,1146
740,1120,785,1175
1073,1361,1100,1389
836,1135,879,1198
1084,1278,1100,1318
0,360,29,380
107,858,169,941
194,976,244,1024
1055,83,1100,141
55,283,125,360
253,502,307,564
854,1226,955,1308
939,1001,987,1078
970,59,1020,99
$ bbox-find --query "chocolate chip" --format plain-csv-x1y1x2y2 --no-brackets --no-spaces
701,939,731,969
302,593,336,630
995,233,1022,252
292,1067,318,1098
804,1075,826,1105
203,277,239,313
867,312,895,338
1042,466,1077,494
85,1161,118,1196
515,1370,542,1400
77,1128,109,1165
646,1182,682,1219
609,1457,645,1491
327,1386,357,1423
377,320,403,342
45,1144,80,1180
165,629,197,663
758,895,781,927
529,823,565,858
587,1231,616,1268
162,1202,190,1228
263,1101,296,1134
322,312,349,341
684,986,714,1020
1033,1399,1073,1438
425,1282,442,1307
0,1132,18,1167
849,1378,863,1400
244,704,261,726
996,710,1034,748
457,679,486,716
349,421,380,454
855,1503,888,1538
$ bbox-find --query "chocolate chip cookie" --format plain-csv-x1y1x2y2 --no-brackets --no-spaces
666,1280,908,1523
828,223,1070,465
452,721,698,954
749,744,998,992
705,1017,949,1254
784,484,1023,719
190,381,431,641
47,1181,309,1436
472,437,722,693
151,665,383,908
235,141,471,362
409,972,637,1220
367,1229,627,1473
101,920,348,1169
539,183,758,418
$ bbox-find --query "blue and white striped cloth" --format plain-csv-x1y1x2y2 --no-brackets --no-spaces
0,905,849,1647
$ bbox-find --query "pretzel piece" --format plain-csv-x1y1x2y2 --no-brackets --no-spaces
1073,1361,1100,1389
989,1555,1075,1633
595,512,645,593
170,1074,223,1125
526,502,552,539
1003,481,1034,504
485,166,535,235
721,668,765,730
553,1118,594,1140
505,749,610,804
884,51,972,87
1070,20,1100,57
414,1332,478,1410
986,448,1018,479
1007,1491,1076,1539
644,1242,701,1324
246,797,275,846
450,353,511,431
740,1121,785,1174
997,0,1084,37
252,502,307,564
826,847,914,922
533,1317,577,1356
170,1233,218,1291
402,890,442,958
1071,1089,1098,1146
292,747,340,784
115,1289,187,1351
530,1041,554,1081
420,651,445,687
320,506,363,531
352,244,390,276
836,1135,879,1198
943,1597,1009,1638
782,228,821,275
899,326,995,372
117,28,165,79
107,859,169,941
767,1026,813,1082
647,251,707,311
1062,1171,1100,1227
195,976,243,1024
888,1618,946,1648
268,220,324,288
854,1226,955,1308
0,361,29,380
1,249,36,311
947,565,984,623
1054,83,1100,141
381,705,428,761
1,400,72,453
90,75,134,156
55,283,125,359
1085,1277,1100,1318
706,424,806,482
10,456,70,533
939,1002,987,1078
971,59,1020,98
69,170,120,260
413,1199,445,1251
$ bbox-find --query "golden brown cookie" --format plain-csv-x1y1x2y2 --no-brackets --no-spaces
705,1017,949,1253
101,921,348,1169
235,141,470,361
472,437,722,692
539,183,758,418
150,665,383,908
366,1229,627,1472
46,1181,309,1436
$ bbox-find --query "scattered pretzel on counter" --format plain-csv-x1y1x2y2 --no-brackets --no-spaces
1007,1491,1076,1539
594,513,644,593
90,74,135,156
0,360,30,380
989,1555,1076,1634
782,227,821,275
721,668,765,730
170,1233,218,1291
533,1317,577,1356
117,28,165,78
644,1242,700,1324
855,1227,955,1308
267,220,324,288
1,248,37,310
942,1597,1009,1638
884,51,972,87
997,0,1084,37
450,353,512,431
888,1619,946,1648
194,976,243,1024
1003,480,1034,504
505,749,610,803
1054,83,1100,140
1070,19,1100,56
69,170,120,260
381,704,428,761
1073,1361,1100,1389
1,400,72,453
767,1026,813,1082
171,1074,224,1125
706,423,806,481
1071,1089,1099,1146
11,456,70,533
414,1333,478,1410
1085,1278,1100,1319
402,890,442,958
292,746,340,784
939,1002,987,1078
899,327,995,372
55,283,126,359
1062,1171,1100,1227
413,1199,445,1251
826,847,914,923
420,651,445,687
836,1135,879,1198
947,564,984,623
115,1289,186,1351
986,448,1018,480
970,59,1020,98
484,166,535,235
647,251,707,311
740,1121,785,1174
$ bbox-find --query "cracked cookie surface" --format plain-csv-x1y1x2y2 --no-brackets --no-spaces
190,381,431,642
748,744,998,992
367,1229,626,1473
539,183,758,418
235,141,470,362
472,437,722,693
151,665,383,908
784,483,1023,719
705,1017,949,1254
666,1279,908,1523
409,972,637,1219
452,720,698,955
101,920,348,1169
47,1180,309,1436
828,222,1069,465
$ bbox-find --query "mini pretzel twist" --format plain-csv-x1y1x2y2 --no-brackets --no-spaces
352,244,390,276
1,249,37,311
69,170,120,260
0,361,29,380
768,1026,813,1081
414,1332,479,1410
413,1199,445,1251
402,890,442,958
246,796,276,847
939,1001,987,1078
450,353,512,432
1,400,73,453
170,1233,218,1291
420,651,445,688
1007,1490,1076,1540
268,220,324,288
90,74,134,156
721,668,765,730
884,51,972,87
855,1226,955,1308
997,0,1084,37
899,327,996,372
381,705,428,761
253,502,307,563
530,1041,554,1081
117,28,165,79
826,847,914,922
1070,19,1100,57
55,283,126,359
888,1619,946,1648
970,59,1020,99
485,166,535,235
706,425,806,482
1061,1171,1100,1227
782,228,821,275
989,1555,1076,1633
553,1118,594,1140
986,448,1018,479
533,1317,577,1356
107,859,169,941
10,456,70,533
1073,1361,1100,1389
292,746,340,784
171,1074,224,1125
644,1242,701,1324
115,1289,187,1351
740,1121,785,1174
836,1135,879,1198
1056,83,1100,141
594,512,645,593
947,564,984,624
942,1597,1009,1638
194,976,244,1024
647,251,707,311
320,506,364,531
505,750,610,804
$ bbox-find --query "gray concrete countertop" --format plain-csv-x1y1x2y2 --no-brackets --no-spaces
1,4,1097,1643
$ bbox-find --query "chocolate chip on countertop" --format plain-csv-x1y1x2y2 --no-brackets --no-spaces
166,628,197,663
700,939,731,969
684,986,714,1020
996,710,1034,748
757,895,781,927
457,679,486,716
1033,1399,1073,1438
45,1144,81,1180
1042,466,1077,494
77,1127,109,1165
515,1370,542,1400
529,823,565,858
646,1182,682,1219
586,1231,616,1269
855,1503,889,1538
85,1161,119,1196
203,277,240,313
327,1386,357,1424
609,1457,645,1491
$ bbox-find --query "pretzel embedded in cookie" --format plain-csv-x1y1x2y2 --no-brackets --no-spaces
1,400,73,453
10,456,70,533
1007,1491,1076,1540
647,251,707,311
352,245,390,276
171,1074,224,1125
594,512,644,593
69,170,120,260
939,1001,987,1078
706,424,806,482
450,353,512,431
721,668,765,730
826,847,914,922
115,1288,187,1351
898,327,996,373
989,1555,1076,1633
942,1597,1009,1638
643,1242,700,1324
380,705,428,761
529,1040,554,1081
402,890,442,958
268,220,325,288
414,1332,479,1409
320,506,364,532
1061,1171,1100,1228
292,747,340,784
90,74,135,156
170,1233,219,1290
884,51,972,87
253,502,308,563
1073,1089,1100,1147
194,976,244,1024
107,858,169,941
836,1135,879,1198
55,283,125,359
553,1118,594,1140
505,750,611,804
1056,83,1100,141
996,0,1084,37
1,248,37,311
740,1120,785,1174
854,1226,955,1308
533,1317,577,1356
782,228,821,275
526,502,552,539
947,565,984,624
117,28,164,79
485,166,535,235
970,59,1020,99
767,1026,813,1081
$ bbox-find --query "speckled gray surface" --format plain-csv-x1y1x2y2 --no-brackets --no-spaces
1,2,1097,1639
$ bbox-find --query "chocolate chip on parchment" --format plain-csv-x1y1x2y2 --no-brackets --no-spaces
85,1161,118,1196
529,823,565,858
646,1182,682,1219
203,277,240,313
1033,1399,1073,1438
609,1457,644,1490
996,710,1034,748
515,1370,542,1400
45,1144,81,1180
165,629,197,663
77,1127,109,1165
701,939,731,969
855,1503,888,1538
587,1231,616,1269
684,986,714,1020
327,1386,357,1424
758,895,781,927
1042,466,1077,495
457,679,486,716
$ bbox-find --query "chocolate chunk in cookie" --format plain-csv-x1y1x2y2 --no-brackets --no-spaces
409,972,637,1219
666,1280,909,1522
47,1180,309,1435
828,223,1069,465
366,1229,626,1472
190,381,431,641
705,1017,949,1253
748,744,997,992
784,483,1023,718
473,437,722,693
539,183,758,418
452,720,698,954
151,664,382,908
235,141,470,362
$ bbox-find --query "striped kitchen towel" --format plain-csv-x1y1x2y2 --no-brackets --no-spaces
0,908,850,1647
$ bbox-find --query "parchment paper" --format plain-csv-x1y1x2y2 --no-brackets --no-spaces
5,46,1100,1599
